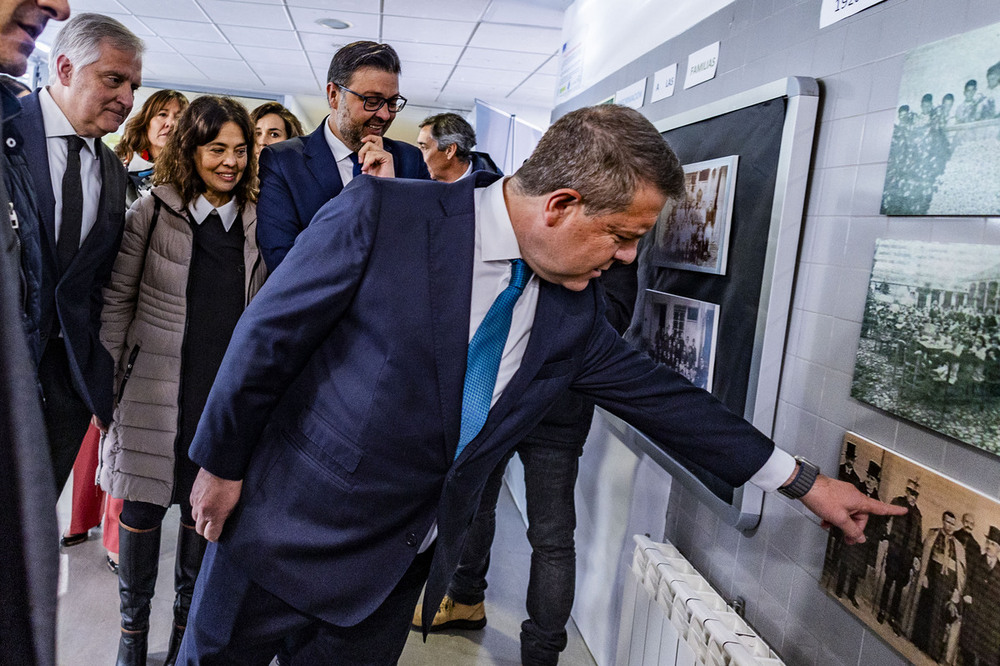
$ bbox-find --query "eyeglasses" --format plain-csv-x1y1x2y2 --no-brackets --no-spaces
336,84,407,113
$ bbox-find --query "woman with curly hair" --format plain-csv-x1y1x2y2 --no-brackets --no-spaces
250,100,304,158
61,90,189,574
98,95,267,666
115,89,188,206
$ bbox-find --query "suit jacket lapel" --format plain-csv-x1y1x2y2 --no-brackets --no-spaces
427,179,476,458
19,93,57,266
303,123,343,196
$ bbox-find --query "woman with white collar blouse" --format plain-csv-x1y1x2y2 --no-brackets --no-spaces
98,95,267,666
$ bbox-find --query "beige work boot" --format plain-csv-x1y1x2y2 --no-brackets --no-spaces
411,595,487,632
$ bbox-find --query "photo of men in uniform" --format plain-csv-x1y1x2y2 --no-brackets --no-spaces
822,433,1000,666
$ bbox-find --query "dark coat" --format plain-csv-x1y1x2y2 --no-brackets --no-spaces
1,87,43,364
255,121,429,271
189,172,775,631
960,554,1000,662
0,86,58,666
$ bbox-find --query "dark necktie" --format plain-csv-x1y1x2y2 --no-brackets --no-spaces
57,135,85,272
348,152,362,177
455,259,533,459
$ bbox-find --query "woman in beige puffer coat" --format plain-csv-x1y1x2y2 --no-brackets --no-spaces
98,96,267,666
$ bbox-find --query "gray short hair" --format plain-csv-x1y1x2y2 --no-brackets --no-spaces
419,113,476,161
48,13,144,85
511,105,685,215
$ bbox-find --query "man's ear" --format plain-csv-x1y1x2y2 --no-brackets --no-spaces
326,82,340,111
55,54,74,87
541,189,583,227
444,143,457,161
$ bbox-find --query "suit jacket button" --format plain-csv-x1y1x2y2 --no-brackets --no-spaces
406,533,418,547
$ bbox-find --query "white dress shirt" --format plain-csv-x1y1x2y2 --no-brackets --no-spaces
38,87,102,249
188,195,238,232
323,117,356,187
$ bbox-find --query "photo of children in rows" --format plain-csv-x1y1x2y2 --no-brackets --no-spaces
822,434,1000,666
881,20,1000,216
639,290,718,391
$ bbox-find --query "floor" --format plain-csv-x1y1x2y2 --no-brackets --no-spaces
55,480,598,665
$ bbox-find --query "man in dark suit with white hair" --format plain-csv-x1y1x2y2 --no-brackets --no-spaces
12,12,143,493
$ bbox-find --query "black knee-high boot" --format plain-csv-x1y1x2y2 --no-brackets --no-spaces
116,521,161,666
163,523,207,666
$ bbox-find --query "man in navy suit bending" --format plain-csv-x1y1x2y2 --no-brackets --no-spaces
256,40,429,271
180,105,904,665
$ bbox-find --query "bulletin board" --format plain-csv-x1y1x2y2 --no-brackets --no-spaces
605,76,819,532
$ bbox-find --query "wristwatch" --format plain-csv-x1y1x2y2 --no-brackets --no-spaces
778,456,820,499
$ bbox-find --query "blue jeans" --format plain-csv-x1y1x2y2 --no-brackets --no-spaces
448,441,581,666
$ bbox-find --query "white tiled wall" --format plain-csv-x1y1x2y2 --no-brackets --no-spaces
554,0,1000,664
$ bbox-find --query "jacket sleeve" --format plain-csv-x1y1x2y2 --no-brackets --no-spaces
256,146,301,272
569,298,774,488
188,178,382,480
100,196,152,395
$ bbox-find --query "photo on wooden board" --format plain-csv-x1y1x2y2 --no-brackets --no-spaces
652,155,737,274
851,239,1000,454
821,432,1000,666
880,20,1000,216
639,289,718,391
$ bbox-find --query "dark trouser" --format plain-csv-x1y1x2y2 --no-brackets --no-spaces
178,541,434,665
448,441,581,666
878,547,909,623
122,499,195,531
39,340,92,494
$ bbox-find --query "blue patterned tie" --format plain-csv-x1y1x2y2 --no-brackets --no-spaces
348,152,363,177
456,259,533,459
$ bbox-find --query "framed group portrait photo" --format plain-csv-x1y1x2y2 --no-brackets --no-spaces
822,432,1000,666
640,289,719,391
653,155,737,275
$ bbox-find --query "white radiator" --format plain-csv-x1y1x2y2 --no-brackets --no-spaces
616,535,785,666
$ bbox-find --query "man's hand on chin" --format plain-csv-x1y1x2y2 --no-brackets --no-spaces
191,468,244,542
358,135,395,178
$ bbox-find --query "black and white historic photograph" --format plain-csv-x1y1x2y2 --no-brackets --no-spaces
822,432,1000,666
851,240,1000,454
653,155,737,274
880,20,1000,216
640,290,718,391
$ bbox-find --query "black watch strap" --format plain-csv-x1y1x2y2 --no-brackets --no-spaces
778,456,819,499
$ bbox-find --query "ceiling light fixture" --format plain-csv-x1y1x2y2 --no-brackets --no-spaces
316,18,352,30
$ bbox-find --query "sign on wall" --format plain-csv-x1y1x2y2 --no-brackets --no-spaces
615,78,647,110
819,0,889,28
651,64,678,103
683,42,719,90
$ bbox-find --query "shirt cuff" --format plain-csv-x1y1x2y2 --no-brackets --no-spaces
749,447,797,492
